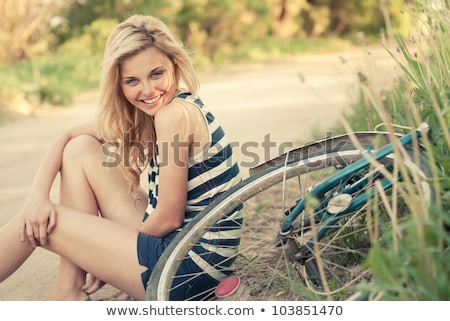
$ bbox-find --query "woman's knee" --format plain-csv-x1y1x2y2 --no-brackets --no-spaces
62,135,102,166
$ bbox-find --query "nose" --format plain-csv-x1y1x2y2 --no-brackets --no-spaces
141,80,153,96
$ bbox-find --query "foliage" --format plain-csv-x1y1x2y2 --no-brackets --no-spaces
342,0,449,300
0,0,413,113
364,206,450,300
55,0,409,61
0,0,67,63
53,0,173,45
0,47,102,110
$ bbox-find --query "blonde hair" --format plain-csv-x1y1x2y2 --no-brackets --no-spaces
97,15,199,197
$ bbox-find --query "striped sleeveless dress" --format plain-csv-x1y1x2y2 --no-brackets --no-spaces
144,91,243,284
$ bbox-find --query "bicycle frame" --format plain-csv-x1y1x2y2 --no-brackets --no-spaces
277,123,429,243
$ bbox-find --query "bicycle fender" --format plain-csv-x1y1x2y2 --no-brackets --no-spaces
249,131,400,177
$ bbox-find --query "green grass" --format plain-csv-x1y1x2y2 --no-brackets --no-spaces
0,51,102,109
338,0,449,300
209,36,353,66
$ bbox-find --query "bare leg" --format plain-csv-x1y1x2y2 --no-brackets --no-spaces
43,135,146,300
0,206,148,300
44,136,100,300
0,217,34,281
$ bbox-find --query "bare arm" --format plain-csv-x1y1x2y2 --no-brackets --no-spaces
20,122,100,247
138,103,191,238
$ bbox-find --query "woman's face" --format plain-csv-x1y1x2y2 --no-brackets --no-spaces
119,46,178,116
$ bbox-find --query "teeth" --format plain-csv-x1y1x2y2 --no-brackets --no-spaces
142,94,161,104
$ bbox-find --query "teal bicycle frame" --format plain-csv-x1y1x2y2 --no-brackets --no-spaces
280,123,429,247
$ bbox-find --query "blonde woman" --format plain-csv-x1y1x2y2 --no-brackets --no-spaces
0,15,241,300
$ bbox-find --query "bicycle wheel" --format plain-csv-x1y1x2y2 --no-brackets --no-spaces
146,132,433,300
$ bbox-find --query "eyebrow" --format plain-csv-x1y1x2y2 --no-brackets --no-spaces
121,66,165,79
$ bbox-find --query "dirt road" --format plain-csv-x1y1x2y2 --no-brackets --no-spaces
0,44,399,300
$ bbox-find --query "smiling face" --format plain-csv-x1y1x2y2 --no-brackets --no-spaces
119,46,178,116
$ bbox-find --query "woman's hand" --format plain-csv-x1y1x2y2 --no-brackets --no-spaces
19,196,57,248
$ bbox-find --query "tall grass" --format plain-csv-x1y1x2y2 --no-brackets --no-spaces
343,0,449,300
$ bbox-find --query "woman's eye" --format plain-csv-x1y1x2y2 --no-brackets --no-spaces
124,78,138,85
151,70,164,79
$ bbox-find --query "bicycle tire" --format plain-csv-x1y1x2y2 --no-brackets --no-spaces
146,132,433,300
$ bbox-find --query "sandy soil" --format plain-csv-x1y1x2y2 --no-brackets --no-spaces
0,44,400,300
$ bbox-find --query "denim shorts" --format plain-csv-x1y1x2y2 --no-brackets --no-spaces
137,232,218,300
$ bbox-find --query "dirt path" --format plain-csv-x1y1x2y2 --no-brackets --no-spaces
0,44,399,300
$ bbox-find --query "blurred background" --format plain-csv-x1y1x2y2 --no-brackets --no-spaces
0,0,411,118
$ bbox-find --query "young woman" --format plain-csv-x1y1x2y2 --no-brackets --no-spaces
0,15,241,301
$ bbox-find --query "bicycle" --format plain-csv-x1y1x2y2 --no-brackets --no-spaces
146,123,434,300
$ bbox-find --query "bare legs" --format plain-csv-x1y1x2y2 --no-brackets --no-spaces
0,135,148,300
0,205,148,300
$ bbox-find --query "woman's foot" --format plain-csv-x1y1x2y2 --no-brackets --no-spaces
43,287,90,301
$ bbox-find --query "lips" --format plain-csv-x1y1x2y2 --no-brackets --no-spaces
141,92,164,104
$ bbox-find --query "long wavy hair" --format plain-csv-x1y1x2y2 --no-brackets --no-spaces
97,15,199,198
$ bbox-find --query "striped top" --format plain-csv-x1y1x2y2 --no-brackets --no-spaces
144,91,243,281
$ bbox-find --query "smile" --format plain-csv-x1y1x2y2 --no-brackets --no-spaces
141,93,163,104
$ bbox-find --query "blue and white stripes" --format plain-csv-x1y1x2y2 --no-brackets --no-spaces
145,91,242,281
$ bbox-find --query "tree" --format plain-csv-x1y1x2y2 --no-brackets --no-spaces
0,0,67,64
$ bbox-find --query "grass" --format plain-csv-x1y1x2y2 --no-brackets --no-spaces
208,36,353,67
336,0,449,300
284,0,449,301
0,52,102,109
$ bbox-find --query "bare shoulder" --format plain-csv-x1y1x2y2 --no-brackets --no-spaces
154,100,198,140
155,100,191,123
